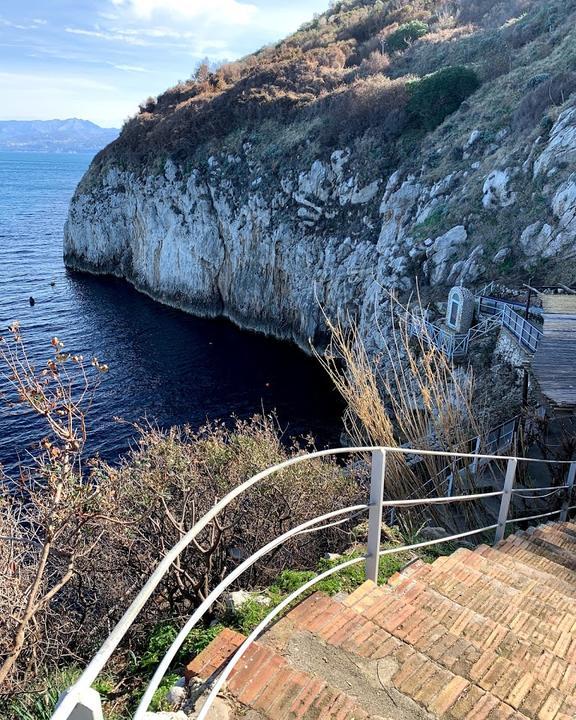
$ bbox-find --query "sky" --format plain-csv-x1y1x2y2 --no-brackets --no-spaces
0,0,330,128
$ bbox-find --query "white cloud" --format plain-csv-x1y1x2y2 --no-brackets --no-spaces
111,63,150,72
0,71,118,93
112,0,258,26
65,26,149,46
0,17,44,30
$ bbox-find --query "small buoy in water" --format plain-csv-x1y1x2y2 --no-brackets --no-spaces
29,296,35,307
50,281,56,287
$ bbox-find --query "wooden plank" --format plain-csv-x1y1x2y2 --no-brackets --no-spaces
531,294,576,409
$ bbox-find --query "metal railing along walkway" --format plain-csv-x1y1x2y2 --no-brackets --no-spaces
51,445,576,720
408,314,501,360
409,298,543,359
478,297,543,353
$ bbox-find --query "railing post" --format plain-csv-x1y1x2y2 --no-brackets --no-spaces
494,458,517,544
560,462,576,523
366,449,386,584
471,436,481,475
55,688,104,720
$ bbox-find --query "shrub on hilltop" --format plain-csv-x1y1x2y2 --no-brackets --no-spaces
407,65,481,130
386,21,429,53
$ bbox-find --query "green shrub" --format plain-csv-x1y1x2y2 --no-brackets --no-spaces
6,667,82,720
386,21,429,53
233,598,275,634
407,66,480,131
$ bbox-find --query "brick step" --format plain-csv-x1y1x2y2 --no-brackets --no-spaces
180,523,576,720
511,531,576,572
397,552,576,647
377,573,576,693
343,578,576,712
554,522,576,540
497,536,576,585
535,521,576,540
278,591,541,719
185,627,376,719
527,525,576,555
475,545,576,600
457,546,576,611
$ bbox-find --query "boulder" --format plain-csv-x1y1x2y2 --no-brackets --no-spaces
420,527,450,542
519,222,553,256
447,245,484,285
350,180,381,205
552,174,576,235
466,129,482,147
427,225,468,284
492,247,511,263
166,678,187,709
224,590,271,612
188,697,231,719
534,106,576,176
482,168,517,208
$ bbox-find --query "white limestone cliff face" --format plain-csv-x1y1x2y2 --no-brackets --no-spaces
65,101,576,350
65,155,389,350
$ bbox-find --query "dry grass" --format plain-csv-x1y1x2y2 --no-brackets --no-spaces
313,297,493,530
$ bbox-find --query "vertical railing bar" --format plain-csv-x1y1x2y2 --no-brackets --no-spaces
471,436,481,475
495,458,517,544
560,462,576,523
366,449,386,584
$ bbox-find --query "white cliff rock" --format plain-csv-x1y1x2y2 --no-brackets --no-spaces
64,155,390,351
519,222,553,256
64,96,575,351
534,107,576,176
427,225,468,284
482,169,517,208
447,245,484,285
552,174,576,235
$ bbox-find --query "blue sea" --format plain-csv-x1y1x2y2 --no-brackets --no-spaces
0,152,342,470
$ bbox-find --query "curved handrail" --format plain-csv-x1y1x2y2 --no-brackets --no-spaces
51,444,575,720
134,503,369,717
195,523,498,720
135,487,505,716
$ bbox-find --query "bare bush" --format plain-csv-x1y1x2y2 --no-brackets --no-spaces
0,326,115,691
357,50,391,77
315,74,410,145
313,300,491,530
512,72,576,131
95,416,364,615
0,330,364,702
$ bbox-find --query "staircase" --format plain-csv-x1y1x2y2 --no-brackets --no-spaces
187,522,576,719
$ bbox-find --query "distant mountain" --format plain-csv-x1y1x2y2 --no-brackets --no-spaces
0,119,119,153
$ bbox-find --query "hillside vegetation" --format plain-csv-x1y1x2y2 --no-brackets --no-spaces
67,0,576,350
95,0,575,181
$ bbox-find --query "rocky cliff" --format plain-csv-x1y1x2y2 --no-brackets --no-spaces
65,0,576,351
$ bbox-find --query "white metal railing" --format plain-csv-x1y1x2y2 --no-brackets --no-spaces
409,297,543,360
407,416,518,501
51,445,576,720
478,297,543,353
409,314,501,360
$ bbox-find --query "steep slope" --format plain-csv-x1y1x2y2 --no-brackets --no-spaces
64,0,576,350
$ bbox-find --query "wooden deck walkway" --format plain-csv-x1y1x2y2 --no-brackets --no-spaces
532,294,576,409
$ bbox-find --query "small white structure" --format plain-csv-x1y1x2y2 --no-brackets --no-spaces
446,286,475,333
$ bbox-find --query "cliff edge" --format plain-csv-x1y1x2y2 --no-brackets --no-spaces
64,0,576,349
